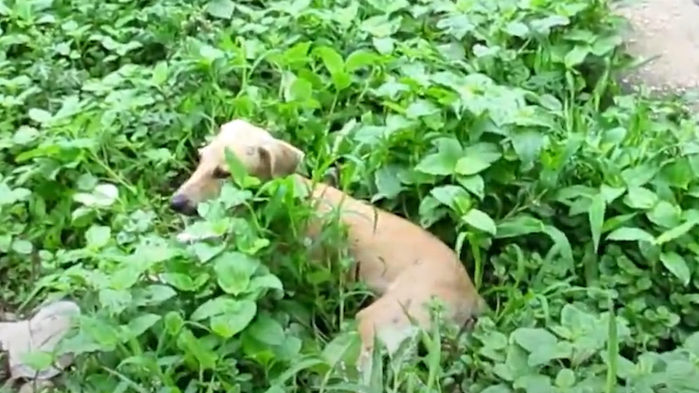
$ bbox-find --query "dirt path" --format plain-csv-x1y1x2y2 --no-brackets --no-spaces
615,0,699,98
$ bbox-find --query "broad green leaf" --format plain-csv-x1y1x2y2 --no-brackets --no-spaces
73,183,119,208
223,148,250,188
539,94,563,111
591,34,622,55
654,219,697,244
132,240,176,265
647,201,681,228
660,252,690,285
20,351,54,372
280,41,311,66
205,0,234,19
85,225,110,249
314,46,350,90
602,213,637,233
191,296,252,321
11,239,33,254
601,127,627,146
99,288,132,314
588,195,605,252
464,143,502,164
164,312,184,335
496,215,545,238
504,21,529,37
416,154,455,175
285,75,313,102
213,251,260,295
250,274,284,293
514,374,555,393
543,225,573,266
478,330,508,350
419,196,449,228
606,227,654,242
481,385,513,393
124,314,161,340
322,332,361,367
177,329,217,369
373,165,403,200
0,235,10,253
430,185,469,211
191,242,225,263
132,285,176,306
0,183,17,206
270,358,326,388
659,157,693,189
436,14,474,39
82,316,120,350
109,265,143,290
415,137,463,176
28,108,52,123
511,328,570,367
248,314,285,346
345,49,380,72
95,184,119,206
361,14,400,37
152,61,168,84
621,164,658,187
462,208,496,235
600,184,625,203
160,273,196,291
531,15,570,35
210,300,257,338
623,187,658,210
564,45,590,68
455,156,491,176
473,44,498,58
77,174,98,191
457,175,485,199
372,36,394,54
265,386,286,393
511,130,546,167
512,328,557,352
13,126,39,145
406,99,439,118
685,332,699,356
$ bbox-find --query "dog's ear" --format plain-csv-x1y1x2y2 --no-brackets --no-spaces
258,139,304,178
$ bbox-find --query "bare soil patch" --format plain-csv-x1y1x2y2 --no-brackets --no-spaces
615,0,699,100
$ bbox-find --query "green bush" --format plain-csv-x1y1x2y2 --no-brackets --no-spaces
1,0,699,392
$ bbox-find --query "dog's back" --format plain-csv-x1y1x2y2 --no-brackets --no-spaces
302,178,485,366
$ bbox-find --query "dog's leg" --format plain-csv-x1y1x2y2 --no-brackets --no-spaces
353,279,483,385
355,293,424,383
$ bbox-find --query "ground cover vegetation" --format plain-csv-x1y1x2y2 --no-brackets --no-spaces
2,0,699,392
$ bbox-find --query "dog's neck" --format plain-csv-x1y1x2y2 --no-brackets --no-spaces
288,173,378,225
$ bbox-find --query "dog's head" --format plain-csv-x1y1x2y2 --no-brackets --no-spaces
170,119,304,214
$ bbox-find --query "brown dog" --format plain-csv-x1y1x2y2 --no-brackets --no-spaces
171,119,486,376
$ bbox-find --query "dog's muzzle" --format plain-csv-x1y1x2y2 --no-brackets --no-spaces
170,194,195,215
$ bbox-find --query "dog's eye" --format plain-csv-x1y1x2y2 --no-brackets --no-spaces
212,167,230,178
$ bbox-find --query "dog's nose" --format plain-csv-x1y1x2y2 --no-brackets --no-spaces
170,194,191,213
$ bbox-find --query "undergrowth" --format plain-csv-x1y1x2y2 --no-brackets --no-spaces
2,0,699,392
